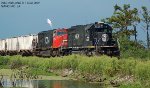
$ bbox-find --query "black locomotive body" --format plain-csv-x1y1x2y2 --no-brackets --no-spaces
34,30,53,56
68,22,120,56
37,30,53,50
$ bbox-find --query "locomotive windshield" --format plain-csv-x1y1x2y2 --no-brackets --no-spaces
94,23,112,33
95,28,112,33
57,31,66,36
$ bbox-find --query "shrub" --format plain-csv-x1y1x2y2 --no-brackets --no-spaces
0,56,9,65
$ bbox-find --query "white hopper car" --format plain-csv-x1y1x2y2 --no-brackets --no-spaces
0,39,6,55
0,34,38,56
17,35,38,56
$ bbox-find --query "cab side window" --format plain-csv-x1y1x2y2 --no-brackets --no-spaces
53,31,56,37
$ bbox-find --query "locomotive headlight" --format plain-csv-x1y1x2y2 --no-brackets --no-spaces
86,36,89,41
102,34,109,42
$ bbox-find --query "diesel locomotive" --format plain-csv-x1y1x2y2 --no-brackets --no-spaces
68,22,120,56
0,22,120,57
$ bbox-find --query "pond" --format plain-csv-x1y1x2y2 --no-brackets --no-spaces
0,78,103,88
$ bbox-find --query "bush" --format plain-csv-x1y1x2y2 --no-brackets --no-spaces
9,56,23,69
0,56,9,65
119,38,150,59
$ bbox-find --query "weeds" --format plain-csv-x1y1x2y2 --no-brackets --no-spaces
0,55,150,87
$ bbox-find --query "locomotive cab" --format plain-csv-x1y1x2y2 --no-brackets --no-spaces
89,22,113,46
52,29,68,49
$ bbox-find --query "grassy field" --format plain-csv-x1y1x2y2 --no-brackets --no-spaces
0,55,150,87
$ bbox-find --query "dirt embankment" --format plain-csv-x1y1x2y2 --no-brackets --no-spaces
50,68,135,87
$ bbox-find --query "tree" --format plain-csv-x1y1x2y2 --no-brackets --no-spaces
102,4,140,40
131,8,140,42
141,6,150,49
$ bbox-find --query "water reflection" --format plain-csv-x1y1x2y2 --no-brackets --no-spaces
0,78,37,88
0,78,103,88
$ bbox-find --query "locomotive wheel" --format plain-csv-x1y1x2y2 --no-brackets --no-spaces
2,53,5,56
87,51,93,57
64,51,70,56
79,50,85,55
1,53,6,56
59,50,70,56
56,50,61,57
21,52,26,56
51,50,57,57
95,51,101,56
85,50,93,57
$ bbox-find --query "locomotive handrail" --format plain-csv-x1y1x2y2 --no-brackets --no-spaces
117,38,121,50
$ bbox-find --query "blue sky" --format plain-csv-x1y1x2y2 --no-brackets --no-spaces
0,0,150,44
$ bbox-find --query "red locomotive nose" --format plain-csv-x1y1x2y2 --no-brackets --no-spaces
52,28,68,48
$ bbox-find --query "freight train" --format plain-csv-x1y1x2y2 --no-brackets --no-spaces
0,22,120,57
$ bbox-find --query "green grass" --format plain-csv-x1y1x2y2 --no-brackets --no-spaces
0,54,150,87
119,83,142,88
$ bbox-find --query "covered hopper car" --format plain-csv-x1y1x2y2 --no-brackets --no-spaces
0,39,6,56
0,35,37,56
